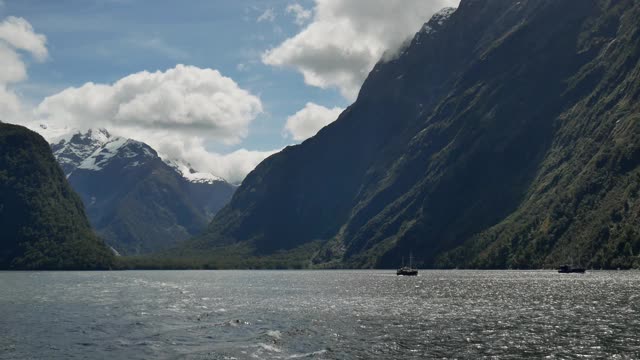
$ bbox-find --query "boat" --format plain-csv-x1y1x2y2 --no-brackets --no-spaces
558,254,586,273
558,265,586,274
397,253,418,276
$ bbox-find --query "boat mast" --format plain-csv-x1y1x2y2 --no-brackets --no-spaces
409,252,413,268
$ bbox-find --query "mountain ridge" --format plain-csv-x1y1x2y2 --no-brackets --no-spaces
51,129,236,255
186,0,640,269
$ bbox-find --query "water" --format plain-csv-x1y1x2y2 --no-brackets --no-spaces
1,270,639,359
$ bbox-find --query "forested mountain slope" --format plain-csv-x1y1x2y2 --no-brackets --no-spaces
188,0,640,269
0,123,114,269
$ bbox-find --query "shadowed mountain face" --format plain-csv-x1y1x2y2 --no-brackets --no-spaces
190,0,640,269
51,130,236,255
0,123,114,270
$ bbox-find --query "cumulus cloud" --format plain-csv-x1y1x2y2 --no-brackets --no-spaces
36,64,263,144
0,86,22,118
0,42,28,85
286,3,312,26
0,16,48,62
0,17,271,183
0,16,48,123
152,133,278,184
199,148,279,185
263,0,459,100
284,102,343,141
28,64,276,183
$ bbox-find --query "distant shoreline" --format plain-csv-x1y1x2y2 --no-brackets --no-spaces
1,268,637,272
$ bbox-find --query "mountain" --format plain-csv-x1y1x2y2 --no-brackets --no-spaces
51,129,236,255
0,123,114,270
187,0,640,269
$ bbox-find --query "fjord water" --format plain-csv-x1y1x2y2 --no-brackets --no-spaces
1,271,639,359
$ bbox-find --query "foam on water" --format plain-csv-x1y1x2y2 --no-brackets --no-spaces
286,349,328,358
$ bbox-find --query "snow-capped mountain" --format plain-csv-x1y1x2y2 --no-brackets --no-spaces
164,158,225,184
51,128,114,175
52,128,226,184
50,129,236,255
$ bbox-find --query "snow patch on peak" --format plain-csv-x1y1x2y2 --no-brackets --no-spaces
51,128,226,183
86,128,111,144
77,137,128,171
77,137,156,172
162,157,226,184
119,139,156,159
50,127,111,147
52,128,160,173
52,128,116,175
185,171,227,184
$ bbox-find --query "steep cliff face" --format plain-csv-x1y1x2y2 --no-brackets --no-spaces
442,0,640,269
0,123,114,270
191,0,640,269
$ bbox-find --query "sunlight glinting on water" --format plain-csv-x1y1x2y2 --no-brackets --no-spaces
1,270,639,359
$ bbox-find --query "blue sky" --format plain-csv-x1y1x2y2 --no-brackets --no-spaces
3,0,345,152
0,0,458,182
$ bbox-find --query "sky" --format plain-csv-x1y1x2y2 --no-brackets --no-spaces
0,0,458,183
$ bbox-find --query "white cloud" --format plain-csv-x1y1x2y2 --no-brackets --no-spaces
0,42,27,85
286,3,312,26
0,17,274,184
151,133,278,184
198,148,279,185
0,16,48,62
0,85,22,118
0,16,47,123
257,8,276,23
263,0,459,100
284,102,343,141
30,122,276,184
36,64,263,145
29,64,278,183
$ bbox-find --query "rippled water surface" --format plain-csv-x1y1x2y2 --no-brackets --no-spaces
1,270,639,359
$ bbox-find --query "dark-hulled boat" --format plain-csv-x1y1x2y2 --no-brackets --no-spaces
558,265,586,274
397,254,418,276
397,267,418,276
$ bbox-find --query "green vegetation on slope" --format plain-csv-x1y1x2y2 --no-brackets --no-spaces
183,0,640,270
115,241,323,270
437,0,640,270
0,123,114,270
